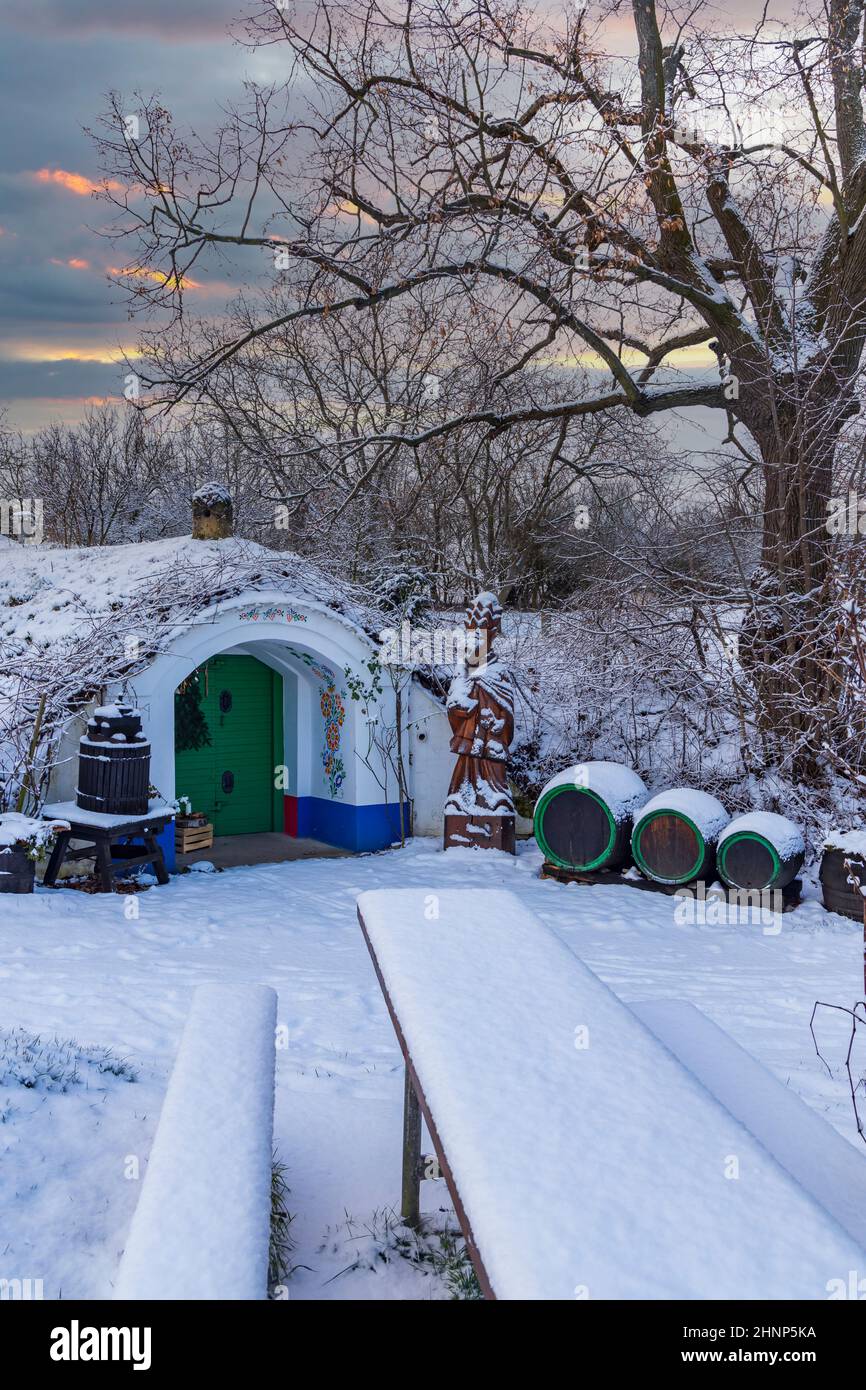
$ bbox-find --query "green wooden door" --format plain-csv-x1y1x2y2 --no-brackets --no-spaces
175,655,282,837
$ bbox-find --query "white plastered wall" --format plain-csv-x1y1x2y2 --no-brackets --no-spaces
52,594,397,813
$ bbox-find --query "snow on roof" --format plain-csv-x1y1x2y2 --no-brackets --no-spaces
0,534,376,640
192,481,232,506
538,760,648,821
635,787,730,842
0,534,384,805
718,811,805,859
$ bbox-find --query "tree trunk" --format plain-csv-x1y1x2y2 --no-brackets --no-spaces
737,399,842,768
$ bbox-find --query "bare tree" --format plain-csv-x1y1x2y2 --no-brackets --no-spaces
92,0,866,764
0,409,174,547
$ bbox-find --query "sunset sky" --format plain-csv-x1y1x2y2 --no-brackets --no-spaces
0,0,258,430
0,0,784,434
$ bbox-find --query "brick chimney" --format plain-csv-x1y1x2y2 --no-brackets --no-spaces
192,482,233,540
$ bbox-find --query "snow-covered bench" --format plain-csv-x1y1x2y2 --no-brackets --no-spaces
357,887,866,1300
114,983,277,1301
632,998,866,1252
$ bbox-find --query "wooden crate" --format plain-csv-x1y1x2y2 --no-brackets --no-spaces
175,821,214,853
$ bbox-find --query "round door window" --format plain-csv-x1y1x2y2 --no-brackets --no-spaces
221,770,235,794
219,689,233,714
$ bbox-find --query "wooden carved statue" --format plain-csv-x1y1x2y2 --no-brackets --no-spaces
443,591,516,854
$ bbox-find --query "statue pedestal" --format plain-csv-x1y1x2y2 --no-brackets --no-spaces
444,813,516,854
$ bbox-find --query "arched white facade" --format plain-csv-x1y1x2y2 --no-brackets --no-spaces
120,592,410,861
46,588,453,859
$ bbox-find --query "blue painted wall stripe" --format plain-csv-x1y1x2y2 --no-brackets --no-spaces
294,796,411,852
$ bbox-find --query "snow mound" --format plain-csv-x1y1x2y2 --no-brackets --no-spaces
822,829,866,856
537,760,648,821
634,788,730,843
718,811,805,859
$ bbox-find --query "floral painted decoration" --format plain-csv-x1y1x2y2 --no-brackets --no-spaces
288,647,347,799
238,605,308,624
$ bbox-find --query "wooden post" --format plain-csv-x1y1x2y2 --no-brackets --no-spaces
42,830,70,887
401,1064,422,1228
95,838,115,893
143,831,170,885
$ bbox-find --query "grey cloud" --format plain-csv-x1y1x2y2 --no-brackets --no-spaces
0,356,127,401
4,0,244,40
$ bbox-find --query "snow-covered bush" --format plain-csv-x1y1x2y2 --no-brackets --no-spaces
0,813,67,861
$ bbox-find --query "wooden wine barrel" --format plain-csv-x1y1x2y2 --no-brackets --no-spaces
77,703,151,816
716,812,805,892
819,835,866,921
0,847,35,894
631,789,729,886
534,761,648,873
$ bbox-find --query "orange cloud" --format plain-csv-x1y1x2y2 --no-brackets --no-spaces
328,199,377,227
50,256,91,271
34,168,123,197
2,344,141,364
109,264,201,291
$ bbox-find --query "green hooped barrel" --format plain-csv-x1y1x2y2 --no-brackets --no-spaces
717,812,805,891
534,762,648,873
631,788,730,886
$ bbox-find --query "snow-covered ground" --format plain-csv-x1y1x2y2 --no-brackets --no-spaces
0,838,863,1300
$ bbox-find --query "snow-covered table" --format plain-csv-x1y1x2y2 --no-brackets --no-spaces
357,887,866,1300
41,800,174,891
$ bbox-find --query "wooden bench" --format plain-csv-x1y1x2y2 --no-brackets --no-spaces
114,983,278,1300
357,887,866,1300
41,800,173,892
632,998,866,1252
